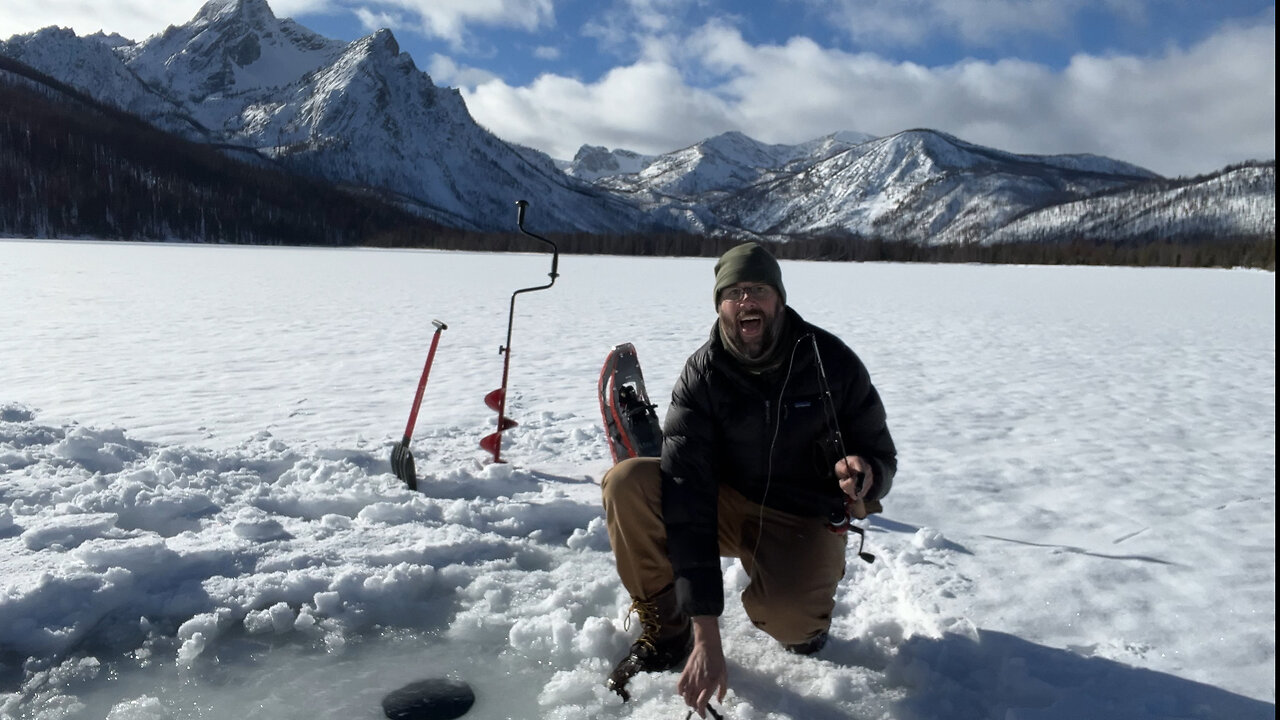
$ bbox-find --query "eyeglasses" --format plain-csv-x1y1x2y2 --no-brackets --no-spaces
719,285,775,303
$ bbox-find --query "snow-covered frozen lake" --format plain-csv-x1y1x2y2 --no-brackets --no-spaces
0,239,1274,719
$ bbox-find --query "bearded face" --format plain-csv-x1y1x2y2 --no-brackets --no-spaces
717,283,783,359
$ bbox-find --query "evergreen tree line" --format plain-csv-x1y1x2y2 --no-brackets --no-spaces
363,228,1275,271
759,232,1276,269
1,56,1272,270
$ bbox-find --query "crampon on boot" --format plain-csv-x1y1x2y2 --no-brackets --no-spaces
606,591,692,701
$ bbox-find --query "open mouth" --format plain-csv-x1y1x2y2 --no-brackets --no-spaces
738,312,765,337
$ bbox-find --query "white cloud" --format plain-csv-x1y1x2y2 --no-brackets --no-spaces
582,0,719,64
0,1,206,41
621,0,690,34
3,0,1270,177
0,1,342,42
462,61,734,158
582,0,692,40
809,0,1147,48
352,7,400,33
428,53,501,88
349,0,554,47
462,15,1274,176
1053,20,1276,174
0,0,556,47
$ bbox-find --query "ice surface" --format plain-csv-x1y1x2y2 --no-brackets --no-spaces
0,240,1273,719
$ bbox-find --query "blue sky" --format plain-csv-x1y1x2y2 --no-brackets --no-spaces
298,1,1270,84
1,0,1275,176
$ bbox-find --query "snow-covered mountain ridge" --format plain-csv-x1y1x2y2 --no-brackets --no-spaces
987,161,1276,244
1,0,644,233
2,0,1273,244
578,128,1187,244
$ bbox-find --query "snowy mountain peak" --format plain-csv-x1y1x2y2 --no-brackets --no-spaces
123,0,343,100
700,127,1170,244
192,0,278,27
885,128,1156,178
351,28,403,61
84,31,134,49
0,27,211,141
695,131,794,166
23,0,642,233
5,25,81,50
702,130,754,148
584,129,876,198
564,145,655,180
829,130,875,145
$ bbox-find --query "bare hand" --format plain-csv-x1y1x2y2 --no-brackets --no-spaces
835,455,872,499
677,617,727,717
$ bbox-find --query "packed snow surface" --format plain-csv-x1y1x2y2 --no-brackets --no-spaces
0,240,1273,719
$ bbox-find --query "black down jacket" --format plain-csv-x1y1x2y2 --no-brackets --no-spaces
660,307,897,617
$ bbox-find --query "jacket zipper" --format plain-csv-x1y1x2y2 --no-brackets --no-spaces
763,399,773,475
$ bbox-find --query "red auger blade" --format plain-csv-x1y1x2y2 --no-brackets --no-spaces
484,388,505,412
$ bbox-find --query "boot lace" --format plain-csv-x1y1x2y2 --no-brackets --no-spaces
622,598,661,653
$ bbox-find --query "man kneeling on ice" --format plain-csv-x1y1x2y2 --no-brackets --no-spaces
602,242,897,716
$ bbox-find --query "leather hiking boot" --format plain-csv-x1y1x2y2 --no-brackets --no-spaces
785,629,829,655
606,588,692,700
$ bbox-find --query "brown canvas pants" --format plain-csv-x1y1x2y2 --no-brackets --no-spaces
601,457,847,646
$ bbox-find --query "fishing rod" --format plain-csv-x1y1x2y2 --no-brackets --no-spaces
809,333,876,564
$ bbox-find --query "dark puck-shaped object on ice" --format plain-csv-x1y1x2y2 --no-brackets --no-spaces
382,678,475,720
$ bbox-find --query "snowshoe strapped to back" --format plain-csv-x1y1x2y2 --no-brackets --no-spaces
598,343,663,462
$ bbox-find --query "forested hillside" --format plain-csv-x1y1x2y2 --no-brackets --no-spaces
0,57,453,246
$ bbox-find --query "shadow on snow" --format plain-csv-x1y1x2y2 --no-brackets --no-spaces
817,628,1270,720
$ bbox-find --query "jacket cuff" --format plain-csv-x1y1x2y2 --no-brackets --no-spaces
868,457,892,501
674,567,724,617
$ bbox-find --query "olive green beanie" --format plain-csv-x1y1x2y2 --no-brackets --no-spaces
713,242,786,306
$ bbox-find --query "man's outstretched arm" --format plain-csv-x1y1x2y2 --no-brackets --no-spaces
678,616,728,718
